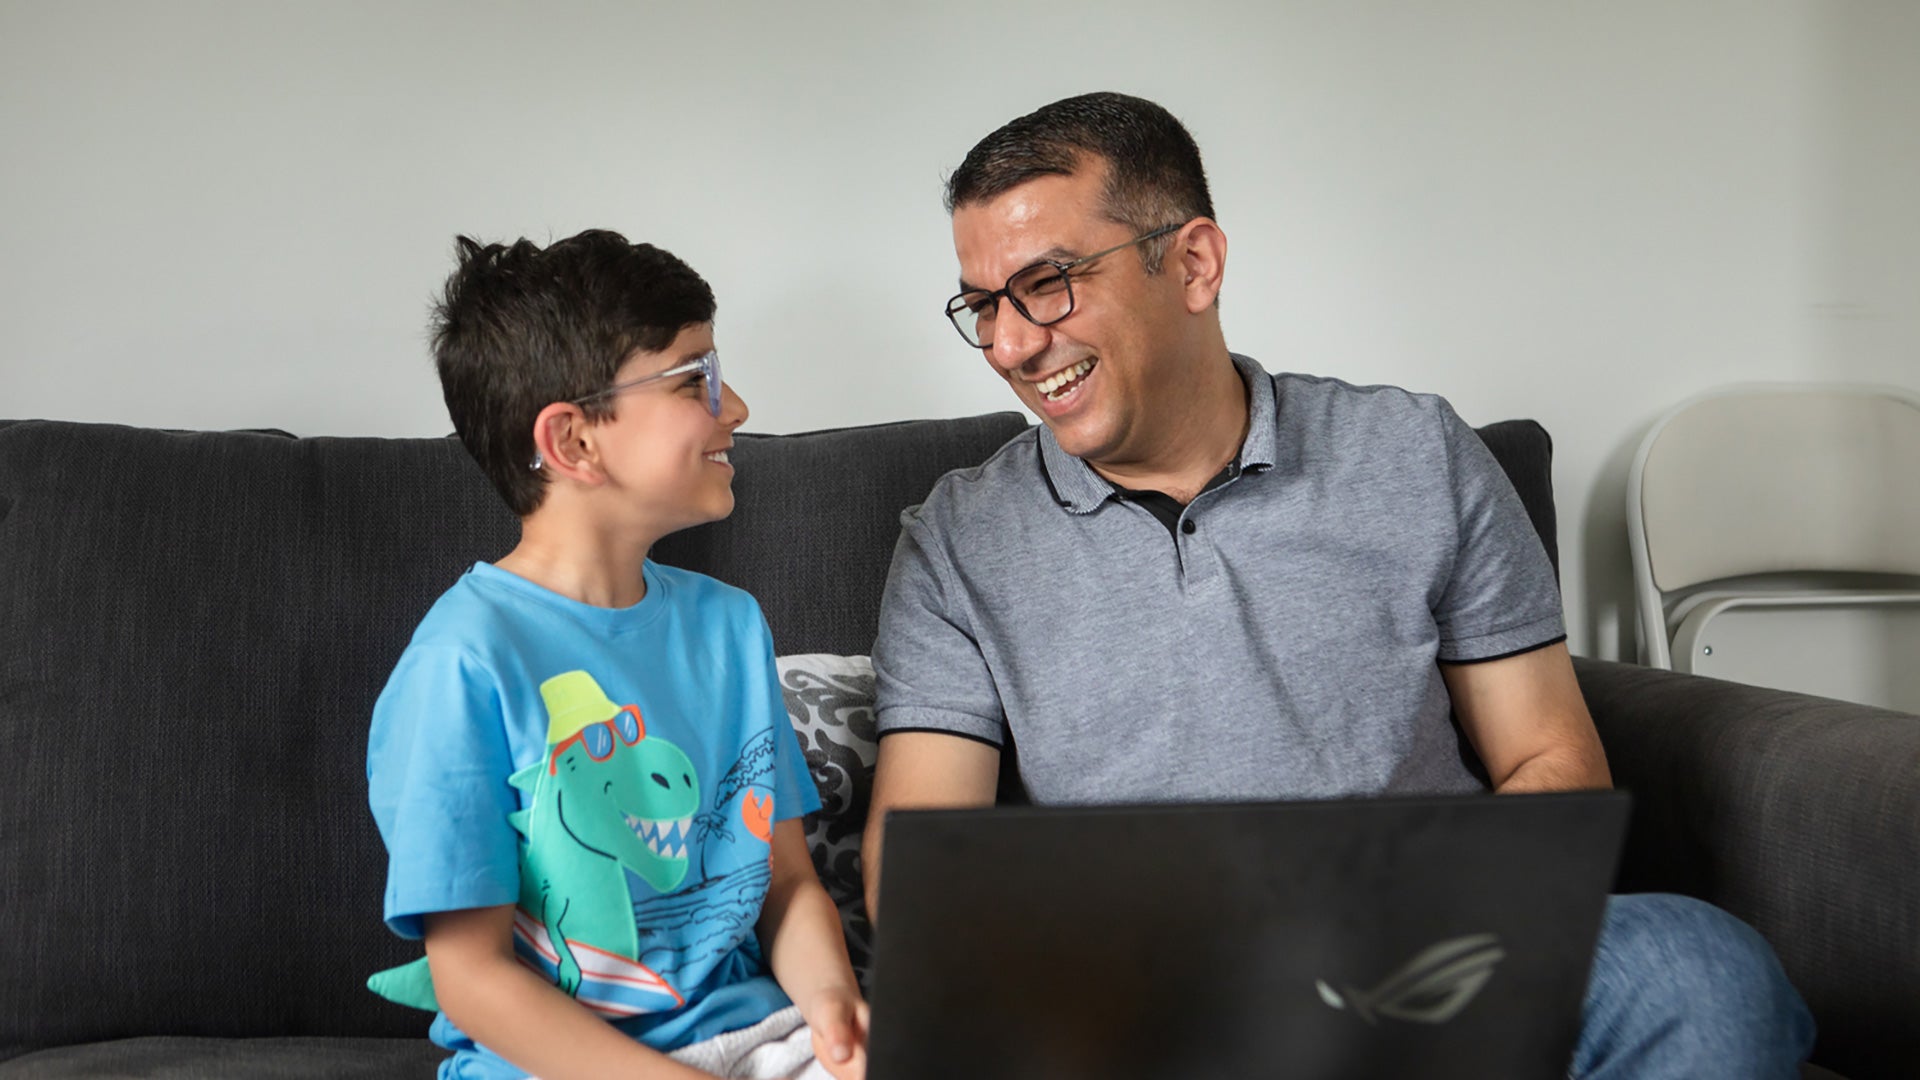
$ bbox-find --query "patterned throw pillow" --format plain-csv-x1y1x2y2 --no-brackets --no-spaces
776,653,878,983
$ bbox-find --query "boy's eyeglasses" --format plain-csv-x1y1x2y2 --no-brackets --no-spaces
572,349,723,417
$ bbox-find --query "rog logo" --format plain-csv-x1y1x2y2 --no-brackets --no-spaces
1315,934,1506,1025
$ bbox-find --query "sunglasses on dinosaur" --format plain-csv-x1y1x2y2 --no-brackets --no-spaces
549,704,645,773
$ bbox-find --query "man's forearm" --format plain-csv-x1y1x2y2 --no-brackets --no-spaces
862,808,889,924
861,731,1003,925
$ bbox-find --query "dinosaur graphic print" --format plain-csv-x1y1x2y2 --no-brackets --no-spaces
367,669,778,1018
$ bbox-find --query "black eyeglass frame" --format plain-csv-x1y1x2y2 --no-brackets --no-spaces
943,222,1186,349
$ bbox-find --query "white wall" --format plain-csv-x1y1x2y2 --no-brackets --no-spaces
4,0,1916,658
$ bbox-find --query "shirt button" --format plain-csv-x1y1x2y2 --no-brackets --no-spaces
1181,519,1197,535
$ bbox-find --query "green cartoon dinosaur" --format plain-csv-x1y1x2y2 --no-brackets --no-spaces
368,670,701,1017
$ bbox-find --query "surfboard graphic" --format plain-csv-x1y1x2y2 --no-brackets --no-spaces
511,909,686,1017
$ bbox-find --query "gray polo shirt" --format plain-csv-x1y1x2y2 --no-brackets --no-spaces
872,354,1565,805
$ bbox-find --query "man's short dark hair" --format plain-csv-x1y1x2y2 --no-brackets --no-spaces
944,92,1215,274
430,229,716,517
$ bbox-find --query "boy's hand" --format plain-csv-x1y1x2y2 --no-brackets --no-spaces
805,985,869,1080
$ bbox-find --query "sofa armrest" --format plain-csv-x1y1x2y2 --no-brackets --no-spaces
1574,657,1920,1079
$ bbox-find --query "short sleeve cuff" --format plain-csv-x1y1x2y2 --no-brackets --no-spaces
776,774,823,822
383,872,520,940
875,705,1005,748
1436,611,1566,663
773,727,824,823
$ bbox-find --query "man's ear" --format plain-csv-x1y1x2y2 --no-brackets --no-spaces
530,402,605,486
1174,218,1227,314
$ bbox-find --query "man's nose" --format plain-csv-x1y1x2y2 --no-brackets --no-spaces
987,297,1048,373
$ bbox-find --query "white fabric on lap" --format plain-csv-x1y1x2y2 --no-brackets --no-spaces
668,1005,830,1079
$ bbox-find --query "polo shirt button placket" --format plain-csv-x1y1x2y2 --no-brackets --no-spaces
1175,514,1220,587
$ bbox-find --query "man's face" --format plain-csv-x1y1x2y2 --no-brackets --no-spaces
951,164,1191,468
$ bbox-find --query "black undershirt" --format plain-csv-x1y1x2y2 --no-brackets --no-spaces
1109,460,1241,537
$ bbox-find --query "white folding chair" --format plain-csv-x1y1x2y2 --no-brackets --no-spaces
1627,385,1920,697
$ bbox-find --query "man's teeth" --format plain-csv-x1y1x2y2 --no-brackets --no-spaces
1039,359,1095,400
625,813,694,860
704,450,729,465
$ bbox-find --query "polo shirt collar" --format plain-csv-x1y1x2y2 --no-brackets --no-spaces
1037,352,1278,515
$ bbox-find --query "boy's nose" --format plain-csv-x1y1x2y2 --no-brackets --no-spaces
720,381,748,428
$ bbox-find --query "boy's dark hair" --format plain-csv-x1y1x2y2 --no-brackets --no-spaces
430,229,716,517
944,91,1215,274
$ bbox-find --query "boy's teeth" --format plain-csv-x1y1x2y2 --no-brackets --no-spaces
1039,359,1094,398
705,451,729,464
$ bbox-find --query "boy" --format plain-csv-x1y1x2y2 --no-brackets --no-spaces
367,230,869,1080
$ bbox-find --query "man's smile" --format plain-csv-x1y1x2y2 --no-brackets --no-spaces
1035,357,1097,402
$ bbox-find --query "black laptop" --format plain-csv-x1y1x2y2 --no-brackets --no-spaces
866,791,1629,1080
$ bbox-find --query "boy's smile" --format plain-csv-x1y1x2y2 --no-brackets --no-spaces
592,322,748,538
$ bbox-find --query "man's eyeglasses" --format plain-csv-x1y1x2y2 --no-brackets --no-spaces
573,349,723,417
943,224,1184,350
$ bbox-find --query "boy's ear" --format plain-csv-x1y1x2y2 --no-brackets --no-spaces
531,402,606,486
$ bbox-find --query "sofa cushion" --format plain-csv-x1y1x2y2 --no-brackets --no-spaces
0,1037,447,1078
1474,418,1557,581
778,653,880,982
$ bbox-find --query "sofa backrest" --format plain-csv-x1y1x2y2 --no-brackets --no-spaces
0,414,1025,1054
0,411,1553,1054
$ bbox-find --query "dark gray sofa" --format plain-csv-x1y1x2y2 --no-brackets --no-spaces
0,413,1911,1078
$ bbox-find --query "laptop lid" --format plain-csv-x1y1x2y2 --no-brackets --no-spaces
867,791,1629,1080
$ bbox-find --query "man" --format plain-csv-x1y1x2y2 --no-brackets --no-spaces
864,92,1813,1078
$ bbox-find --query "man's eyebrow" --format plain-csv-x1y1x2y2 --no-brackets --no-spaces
957,248,1081,293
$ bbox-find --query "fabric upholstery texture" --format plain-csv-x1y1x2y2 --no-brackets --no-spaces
776,653,880,984
0,1037,448,1078
1577,657,1919,1079
0,424,505,1055
1472,418,1558,579
655,415,1033,654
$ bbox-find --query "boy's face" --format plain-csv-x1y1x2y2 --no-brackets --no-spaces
590,322,748,535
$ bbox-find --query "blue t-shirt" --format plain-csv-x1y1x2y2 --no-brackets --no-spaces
368,561,820,1079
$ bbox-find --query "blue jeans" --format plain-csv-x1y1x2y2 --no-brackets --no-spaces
1574,894,1815,1079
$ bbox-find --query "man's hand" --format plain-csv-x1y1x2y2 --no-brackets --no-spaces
806,985,870,1080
